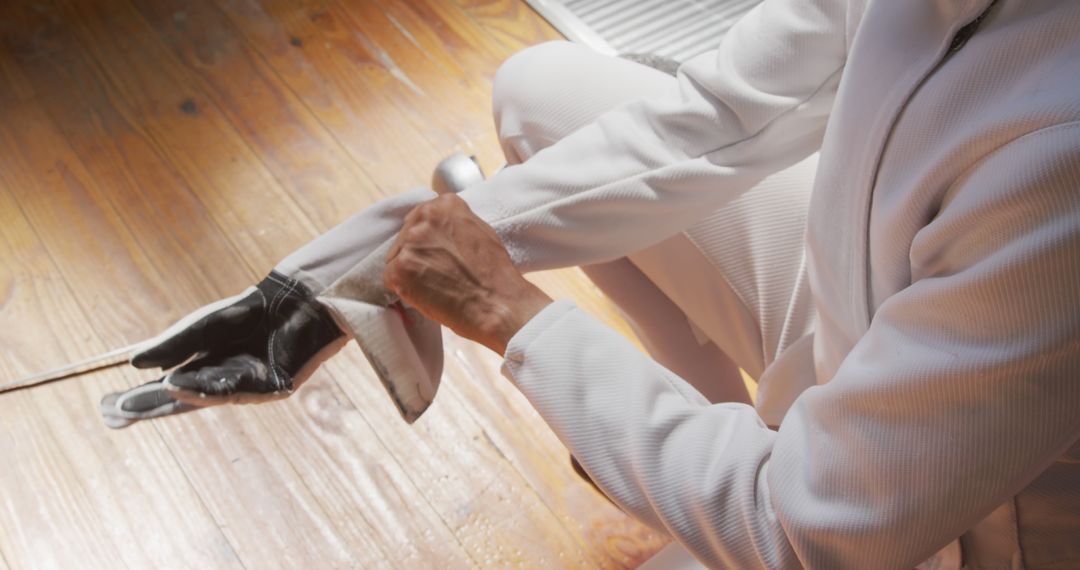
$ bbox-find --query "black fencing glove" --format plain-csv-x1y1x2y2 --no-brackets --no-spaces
100,271,346,428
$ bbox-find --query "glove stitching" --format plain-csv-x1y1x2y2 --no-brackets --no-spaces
268,279,288,317
265,282,288,392
276,278,299,319
267,332,280,391
268,278,299,392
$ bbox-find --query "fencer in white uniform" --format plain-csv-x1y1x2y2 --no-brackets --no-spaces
109,0,1080,567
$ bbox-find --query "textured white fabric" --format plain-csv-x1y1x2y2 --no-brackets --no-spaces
493,42,818,410
484,0,1080,568
262,0,1080,565
581,258,749,407
626,156,819,424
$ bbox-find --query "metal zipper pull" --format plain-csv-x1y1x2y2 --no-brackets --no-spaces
949,0,1000,53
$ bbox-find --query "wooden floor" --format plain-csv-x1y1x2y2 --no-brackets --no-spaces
0,0,669,567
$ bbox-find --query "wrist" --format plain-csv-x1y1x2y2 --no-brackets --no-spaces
474,281,552,354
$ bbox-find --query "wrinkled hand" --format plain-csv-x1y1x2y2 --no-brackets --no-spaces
101,272,346,428
383,194,552,354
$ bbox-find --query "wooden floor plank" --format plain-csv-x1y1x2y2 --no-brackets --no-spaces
0,90,372,569
0,6,475,566
52,0,322,267
210,0,456,195
0,0,669,566
0,38,34,105
244,375,477,568
128,0,386,231
324,349,600,568
318,0,504,157
149,401,409,569
395,0,515,81
0,174,243,569
0,94,180,364
452,0,565,56
440,338,665,565
441,337,670,567
1,12,253,306
5,1,601,566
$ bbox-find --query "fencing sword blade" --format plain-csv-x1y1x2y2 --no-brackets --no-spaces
0,342,143,394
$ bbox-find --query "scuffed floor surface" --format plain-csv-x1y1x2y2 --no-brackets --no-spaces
0,0,667,567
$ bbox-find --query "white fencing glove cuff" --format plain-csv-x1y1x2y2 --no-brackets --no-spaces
314,239,444,423
279,187,447,423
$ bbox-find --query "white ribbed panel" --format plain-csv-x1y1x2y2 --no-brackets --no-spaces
525,0,761,61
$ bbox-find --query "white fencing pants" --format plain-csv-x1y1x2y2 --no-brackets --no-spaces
492,41,817,413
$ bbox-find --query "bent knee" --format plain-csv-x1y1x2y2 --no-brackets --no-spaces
492,41,580,136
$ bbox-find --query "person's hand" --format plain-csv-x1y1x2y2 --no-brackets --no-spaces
100,272,346,428
383,194,552,354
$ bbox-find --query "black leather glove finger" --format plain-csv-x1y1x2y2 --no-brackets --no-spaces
130,289,266,371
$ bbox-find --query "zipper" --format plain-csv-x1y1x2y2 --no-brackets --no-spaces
949,0,998,53
859,0,1000,326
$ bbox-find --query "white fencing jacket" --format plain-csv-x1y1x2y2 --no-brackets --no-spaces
279,0,1079,566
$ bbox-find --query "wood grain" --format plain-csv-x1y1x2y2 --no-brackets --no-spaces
0,40,33,105
0,150,244,569
130,0,386,230
0,89,369,569
324,347,601,567
440,336,671,567
211,0,458,195
54,0,321,266
1,4,472,566
451,0,566,61
0,0,666,567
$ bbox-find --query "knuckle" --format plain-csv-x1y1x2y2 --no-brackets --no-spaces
418,200,439,217
404,224,429,243
406,203,431,223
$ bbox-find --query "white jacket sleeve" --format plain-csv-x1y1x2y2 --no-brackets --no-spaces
277,0,849,422
461,0,848,271
502,123,1080,568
